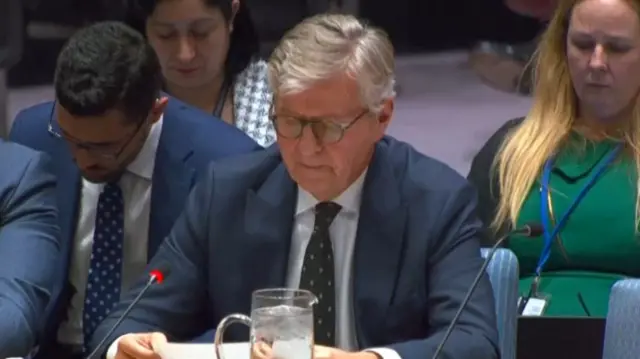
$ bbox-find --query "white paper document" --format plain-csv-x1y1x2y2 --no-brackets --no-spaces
157,342,249,359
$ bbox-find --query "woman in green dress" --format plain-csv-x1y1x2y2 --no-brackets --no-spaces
467,0,640,317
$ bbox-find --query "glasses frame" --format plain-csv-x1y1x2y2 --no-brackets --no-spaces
47,102,148,161
269,106,369,144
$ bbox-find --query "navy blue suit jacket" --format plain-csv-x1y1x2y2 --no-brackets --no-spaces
91,136,499,359
9,98,261,357
0,140,61,358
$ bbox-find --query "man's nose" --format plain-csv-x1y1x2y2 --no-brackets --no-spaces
72,147,101,167
297,125,323,156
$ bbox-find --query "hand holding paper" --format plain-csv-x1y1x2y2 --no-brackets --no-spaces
112,332,167,359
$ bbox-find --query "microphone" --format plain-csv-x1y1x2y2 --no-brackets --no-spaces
430,223,542,359
86,264,171,359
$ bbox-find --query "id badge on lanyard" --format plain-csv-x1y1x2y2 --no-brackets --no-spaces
518,143,622,316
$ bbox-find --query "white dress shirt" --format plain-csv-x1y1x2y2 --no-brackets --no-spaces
58,116,163,346
108,168,401,359
287,170,400,359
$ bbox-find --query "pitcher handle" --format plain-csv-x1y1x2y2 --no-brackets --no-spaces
214,314,252,359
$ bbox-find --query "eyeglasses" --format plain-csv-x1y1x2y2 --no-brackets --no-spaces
47,103,147,161
270,108,369,144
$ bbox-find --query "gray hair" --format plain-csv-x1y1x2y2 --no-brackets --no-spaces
268,14,396,114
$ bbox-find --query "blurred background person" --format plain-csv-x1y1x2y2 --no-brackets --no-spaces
124,0,275,147
468,0,640,317
468,0,558,95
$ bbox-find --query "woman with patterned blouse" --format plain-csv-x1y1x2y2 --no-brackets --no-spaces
125,0,276,147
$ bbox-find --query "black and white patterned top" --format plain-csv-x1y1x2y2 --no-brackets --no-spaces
233,59,277,147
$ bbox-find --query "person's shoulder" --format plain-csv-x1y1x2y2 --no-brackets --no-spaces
383,136,469,194
203,145,282,196
12,101,54,128
211,144,280,179
165,96,236,135
0,139,50,176
381,137,478,222
478,117,526,153
164,96,215,125
489,117,525,142
163,97,260,153
240,59,269,79
10,102,62,157
468,116,525,173
0,138,43,159
235,59,271,102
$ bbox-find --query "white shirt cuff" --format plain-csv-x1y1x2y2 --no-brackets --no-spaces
106,335,126,359
366,347,403,359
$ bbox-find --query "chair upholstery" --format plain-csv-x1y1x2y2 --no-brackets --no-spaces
481,248,519,359
602,279,640,359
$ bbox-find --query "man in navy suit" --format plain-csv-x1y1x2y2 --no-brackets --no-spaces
0,141,60,358
9,21,260,359
95,14,498,359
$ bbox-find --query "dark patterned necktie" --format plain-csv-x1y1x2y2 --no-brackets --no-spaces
299,201,342,346
82,182,124,353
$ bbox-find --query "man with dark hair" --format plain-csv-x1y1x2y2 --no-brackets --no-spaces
10,21,261,359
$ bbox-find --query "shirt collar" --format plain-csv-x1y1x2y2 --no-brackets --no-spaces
126,115,163,180
295,168,368,216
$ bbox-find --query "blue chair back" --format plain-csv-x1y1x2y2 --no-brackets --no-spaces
481,248,519,359
602,279,640,359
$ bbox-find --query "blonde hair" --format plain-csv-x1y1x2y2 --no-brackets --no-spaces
492,0,640,232
267,13,396,114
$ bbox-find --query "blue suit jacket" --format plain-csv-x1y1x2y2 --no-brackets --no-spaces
91,136,499,359
0,140,61,358
9,98,262,357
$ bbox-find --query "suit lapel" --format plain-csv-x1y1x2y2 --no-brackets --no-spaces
353,142,407,347
44,111,82,331
148,103,195,258
56,158,81,264
48,107,82,268
243,157,296,290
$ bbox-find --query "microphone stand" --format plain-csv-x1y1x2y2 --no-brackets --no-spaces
430,224,541,359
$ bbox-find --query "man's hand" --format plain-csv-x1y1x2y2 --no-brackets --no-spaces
314,345,380,359
114,332,167,359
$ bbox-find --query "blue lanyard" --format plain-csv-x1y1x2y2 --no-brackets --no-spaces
535,144,622,278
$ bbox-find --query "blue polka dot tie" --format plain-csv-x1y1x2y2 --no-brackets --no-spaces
82,182,124,352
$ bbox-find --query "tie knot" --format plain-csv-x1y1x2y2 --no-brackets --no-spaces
314,202,342,225
101,182,123,202
104,182,121,191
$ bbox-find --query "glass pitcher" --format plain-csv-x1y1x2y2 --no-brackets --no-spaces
214,288,318,359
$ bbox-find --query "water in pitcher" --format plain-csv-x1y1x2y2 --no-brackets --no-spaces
250,304,314,359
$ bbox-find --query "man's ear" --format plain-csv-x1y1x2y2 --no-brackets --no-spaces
230,0,240,32
150,97,169,124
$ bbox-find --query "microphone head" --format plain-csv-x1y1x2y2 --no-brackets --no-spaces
149,263,171,284
524,223,544,237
